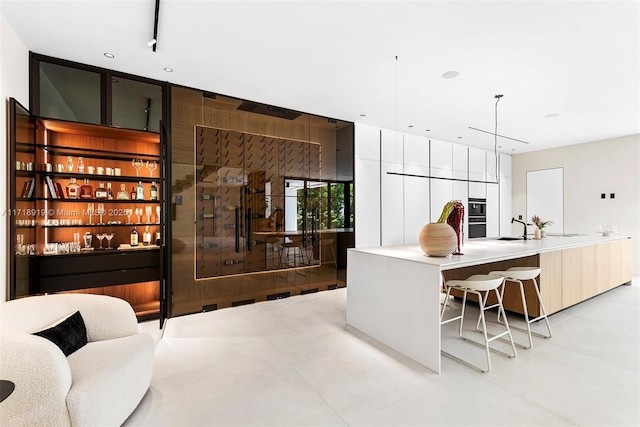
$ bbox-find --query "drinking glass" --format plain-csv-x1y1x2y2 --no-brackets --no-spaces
135,207,143,223
132,159,143,176
125,208,132,224
105,233,114,249
156,206,161,224
146,161,158,177
97,203,105,225
96,233,105,249
145,205,152,223
87,203,94,225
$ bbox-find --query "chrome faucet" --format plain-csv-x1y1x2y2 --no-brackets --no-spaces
512,217,530,240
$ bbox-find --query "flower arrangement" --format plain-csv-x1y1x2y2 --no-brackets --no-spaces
532,215,553,230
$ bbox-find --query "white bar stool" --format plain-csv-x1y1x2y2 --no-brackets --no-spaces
440,274,517,373
486,267,553,349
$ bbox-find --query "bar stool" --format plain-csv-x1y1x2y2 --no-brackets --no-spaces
486,267,553,349
281,236,306,267
440,274,517,373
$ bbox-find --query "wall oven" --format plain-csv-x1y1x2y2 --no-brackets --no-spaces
468,198,486,238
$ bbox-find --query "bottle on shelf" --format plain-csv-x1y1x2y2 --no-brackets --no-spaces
130,186,137,200
150,181,158,201
155,231,161,246
77,157,85,174
66,156,74,173
117,184,129,200
130,226,139,247
66,177,80,199
95,182,108,199
143,226,152,246
107,182,114,200
136,181,145,200
80,179,93,199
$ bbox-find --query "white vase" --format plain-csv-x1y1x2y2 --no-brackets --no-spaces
534,228,541,240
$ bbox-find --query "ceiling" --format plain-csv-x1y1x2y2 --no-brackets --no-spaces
2,0,639,154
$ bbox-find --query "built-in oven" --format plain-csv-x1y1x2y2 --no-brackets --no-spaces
468,198,486,238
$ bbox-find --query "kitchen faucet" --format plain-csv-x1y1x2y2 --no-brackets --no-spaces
512,217,530,240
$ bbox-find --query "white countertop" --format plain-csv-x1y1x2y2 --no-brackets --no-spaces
349,234,631,270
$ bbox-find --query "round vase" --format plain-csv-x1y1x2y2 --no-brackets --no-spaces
418,223,457,257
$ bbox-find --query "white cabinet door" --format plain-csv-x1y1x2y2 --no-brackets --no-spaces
486,183,499,237
430,139,453,178
452,181,469,241
354,123,381,162
355,158,381,248
430,179,453,223
381,129,403,165
381,162,404,246
452,143,468,180
486,150,498,182
499,176,513,236
499,153,512,178
403,133,429,176
468,147,486,178
404,176,430,243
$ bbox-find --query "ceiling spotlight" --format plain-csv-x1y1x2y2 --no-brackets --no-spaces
425,129,431,132
359,113,366,117
544,113,559,118
164,67,173,72
147,39,157,47
408,125,414,128
103,53,115,58
442,70,460,79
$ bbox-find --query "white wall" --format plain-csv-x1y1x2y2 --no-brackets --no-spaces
1,12,30,302
512,134,640,275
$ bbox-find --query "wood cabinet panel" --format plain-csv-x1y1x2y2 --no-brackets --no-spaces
539,251,563,315
580,244,597,300
561,247,582,307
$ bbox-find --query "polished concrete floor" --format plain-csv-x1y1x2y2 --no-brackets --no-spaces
127,277,640,426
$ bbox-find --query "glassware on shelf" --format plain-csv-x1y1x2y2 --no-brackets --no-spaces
96,233,105,249
97,203,105,225
83,232,92,250
135,207,143,224
145,205,152,223
77,157,85,174
146,161,158,177
156,206,161,224
105,233,114,250
87,203,94,225
132,159,143,176
125,208,133,224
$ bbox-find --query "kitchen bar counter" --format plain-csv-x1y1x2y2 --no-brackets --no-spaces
346,234,632,374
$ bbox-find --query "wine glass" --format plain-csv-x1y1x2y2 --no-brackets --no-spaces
125,208,132,224
135,207,143,224
145,205,152,223
156,206,161,224
132,159,143,176
87,203,94,225
105,233,114,250
97,203,105,225
146,161,158,177
96,232,105,249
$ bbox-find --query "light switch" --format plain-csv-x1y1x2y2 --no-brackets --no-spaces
601,193,606,199
610,193,615,199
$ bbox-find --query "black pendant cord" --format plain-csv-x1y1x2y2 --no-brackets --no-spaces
152,0,160,52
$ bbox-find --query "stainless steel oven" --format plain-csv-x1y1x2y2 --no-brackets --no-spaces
468,198,486,238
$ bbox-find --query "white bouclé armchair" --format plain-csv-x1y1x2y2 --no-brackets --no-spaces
0,294,154,426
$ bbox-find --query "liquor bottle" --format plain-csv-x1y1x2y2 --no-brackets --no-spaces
150,182,158,201
66,156,74,172
106,182,114,200
77,157,85,174
155,231,161,246
95,182,108,199
130,226,138,246
80,179,93,199
136,181,145,200
66,177,80,199
143,226,152,246
130,186,136,200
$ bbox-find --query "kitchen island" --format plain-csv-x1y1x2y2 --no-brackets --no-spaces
346,234,632,374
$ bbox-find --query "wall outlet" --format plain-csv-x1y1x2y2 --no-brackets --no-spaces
601,193,606,199
610,193,615,199
518,215,522,220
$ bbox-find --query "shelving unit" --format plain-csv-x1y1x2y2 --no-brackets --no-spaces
9,99,166,322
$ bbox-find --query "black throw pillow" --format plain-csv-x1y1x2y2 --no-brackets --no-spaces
33,311,88,356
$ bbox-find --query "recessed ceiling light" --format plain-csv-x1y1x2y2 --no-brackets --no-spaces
104,53,115,58
408,125,413,128
442,70,460,79
359,113,366,117
511,148,516,151
457,136,462,139
425,129,431,132
164,67,173,72
544,113,559,118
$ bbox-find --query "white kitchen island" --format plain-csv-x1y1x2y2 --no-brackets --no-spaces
346,234,632,373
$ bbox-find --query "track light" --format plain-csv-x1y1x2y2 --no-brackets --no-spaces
147,39,157,47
